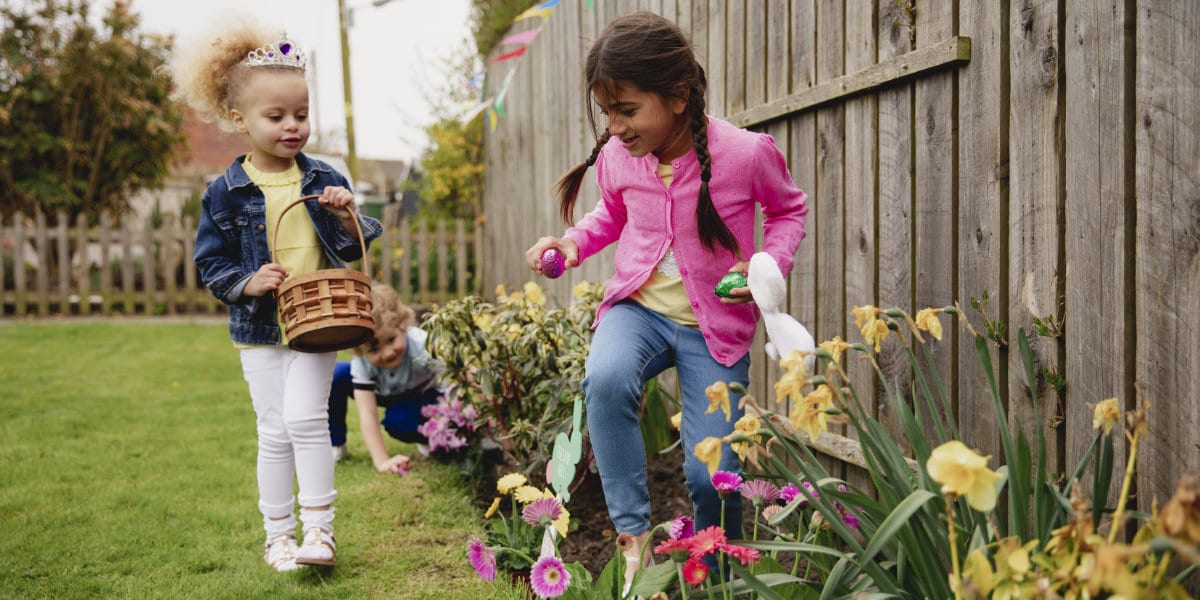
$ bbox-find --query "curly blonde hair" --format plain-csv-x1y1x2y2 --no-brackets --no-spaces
167,20,300,131
352,284,417,355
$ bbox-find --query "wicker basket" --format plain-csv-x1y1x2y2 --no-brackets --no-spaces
272,195,374,353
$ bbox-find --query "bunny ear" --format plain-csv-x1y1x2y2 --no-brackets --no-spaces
748,252,787,311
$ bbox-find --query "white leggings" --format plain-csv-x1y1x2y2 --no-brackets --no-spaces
240,347,338,518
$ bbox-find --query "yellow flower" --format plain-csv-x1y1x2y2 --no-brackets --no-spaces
961,547,996,597
513,485,546,504
705,381,731,422
473,313,494,330
790,384,833,439
495,284,507,298
484,496,501,518
669,411,682,430
773,368,805,406
861,317,890,352
694,437,725,475
730,414,763,460
523,281,547,306
914,308,944,341
779,350,808,378
1091,397,1120,434
818,337,852,364
926,440,1002,512
851,305,879,328
506,323,522,341
497,473,527,495
572,281,592,298
509,290,524,302
552,505,570,538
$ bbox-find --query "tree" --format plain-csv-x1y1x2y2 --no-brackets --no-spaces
0,0,184,223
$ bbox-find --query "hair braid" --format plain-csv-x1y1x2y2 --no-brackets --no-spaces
555,132,611,225
692,102,738,254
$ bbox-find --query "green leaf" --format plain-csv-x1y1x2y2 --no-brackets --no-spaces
726,563,803,600
861,490,938,564
630,561,676,598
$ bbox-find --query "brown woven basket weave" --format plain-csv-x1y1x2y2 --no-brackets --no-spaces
272,195,374,353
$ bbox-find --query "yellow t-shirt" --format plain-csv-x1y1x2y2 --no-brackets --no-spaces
243,156,326,345
629,162,698,327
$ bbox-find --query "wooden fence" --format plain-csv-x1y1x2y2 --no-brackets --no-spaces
477,0,1199,518
0,203,478,316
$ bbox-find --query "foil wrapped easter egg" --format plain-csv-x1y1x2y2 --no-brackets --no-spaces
540,248,566,279
714,272,748,298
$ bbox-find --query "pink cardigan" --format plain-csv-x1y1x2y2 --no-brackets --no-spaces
564,116,808,366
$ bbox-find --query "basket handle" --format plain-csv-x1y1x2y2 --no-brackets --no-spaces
269,194,371,279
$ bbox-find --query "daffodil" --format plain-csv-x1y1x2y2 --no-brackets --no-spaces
790,384,833,439
522,281,547,306
705,381,731,422
497,473,527,494
779,350,808,379
852,304,879,328
669,411,682,430
494,284,507,298
694,437,724,475
818,336,852,364
914,308,944,340
961,547,996,597
926,440,1002,512
1091,397,1120,434
861,317,890,352
729,414,763,459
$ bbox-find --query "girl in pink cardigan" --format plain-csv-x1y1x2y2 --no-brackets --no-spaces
524,11,808,589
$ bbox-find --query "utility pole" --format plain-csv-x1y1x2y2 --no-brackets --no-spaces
337,0,358,181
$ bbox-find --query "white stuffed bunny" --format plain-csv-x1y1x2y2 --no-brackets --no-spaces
748,252,816,371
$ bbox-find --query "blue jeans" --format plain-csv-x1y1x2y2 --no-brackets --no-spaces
327,361,439,446
585,301,749,539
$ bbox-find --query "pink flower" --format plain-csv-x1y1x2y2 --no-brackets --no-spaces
530,555,571,597
719,542,762,566
688,526,727,559
669,514,694,540
522,497,564,527
653,538,692,560
682,557,709,585
780,481,816,505
842,511,861,529
710,471,743,494
740,479,780,505
467,537,496,581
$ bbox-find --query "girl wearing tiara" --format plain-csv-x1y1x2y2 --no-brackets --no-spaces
171,23,382,571
524,12,807,590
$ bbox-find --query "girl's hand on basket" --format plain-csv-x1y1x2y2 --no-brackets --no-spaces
719,261,754,305
245,263,288,296
319,186,355,220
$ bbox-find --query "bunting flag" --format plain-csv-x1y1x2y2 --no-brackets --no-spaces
459,97,493,125
514,0,559,22
499,27,543,48
584,0,594,9
489,46,527,64
493,69,517,117
465,71,485,93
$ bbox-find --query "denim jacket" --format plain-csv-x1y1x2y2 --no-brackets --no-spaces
194,153,383,346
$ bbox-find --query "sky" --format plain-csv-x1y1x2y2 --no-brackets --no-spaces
106,0,474,162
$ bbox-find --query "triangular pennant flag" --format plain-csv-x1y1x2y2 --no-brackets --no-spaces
499,26,543,47
459,97,493,125
493,69,517,117
489,46,527,64
513,1,556,22
584,0,594,10
487,106,499,131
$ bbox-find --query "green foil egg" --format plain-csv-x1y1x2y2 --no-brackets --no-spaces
714,272,748,298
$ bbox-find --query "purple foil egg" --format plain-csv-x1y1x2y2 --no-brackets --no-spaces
540,249,565,279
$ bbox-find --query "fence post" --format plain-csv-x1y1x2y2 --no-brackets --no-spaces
75,215,91,316
380,203,395,288
455,219,467,296
436,219,448,303
35,211,49,316
56,211,69,314
142,216,155,315
122,217,135,313
416,220,429,304
99,213,113,315
14,214,27,315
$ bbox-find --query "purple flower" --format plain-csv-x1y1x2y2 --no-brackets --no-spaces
711,471,743,494
780,481,817,506
467,537,496,581
530,555,571,597
522,497,564,527
740,479,781,505
842,511,861,529
669,514,695,540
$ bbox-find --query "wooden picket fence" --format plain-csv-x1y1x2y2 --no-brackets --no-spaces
0,203,478,317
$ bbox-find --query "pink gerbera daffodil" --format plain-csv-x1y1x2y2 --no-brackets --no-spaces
530,555,571,598
467,537,496,581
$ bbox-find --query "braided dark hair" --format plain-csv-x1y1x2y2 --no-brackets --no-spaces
555,12,738,255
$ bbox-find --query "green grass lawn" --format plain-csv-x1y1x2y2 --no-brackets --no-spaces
0,319,526,600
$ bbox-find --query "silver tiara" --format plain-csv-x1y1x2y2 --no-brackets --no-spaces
245,32,306,70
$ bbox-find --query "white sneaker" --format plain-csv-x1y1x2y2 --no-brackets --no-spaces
416,443,430,457
331,445,348,462
295,526,336,567
263,535,300,572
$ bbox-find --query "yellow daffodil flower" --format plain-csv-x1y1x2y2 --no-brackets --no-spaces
819,337,852,364
670,411,682,430
862,317,890,352
694,437,724,475
1091,397,1120,434
914,308,944,340
729,414,763,460
790,384,833,439
779,350,808,379
705,381,732,422
494,284,507,298
926,440,1002,512
852,305,879,328
497,473,527,494
572,281,592,298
